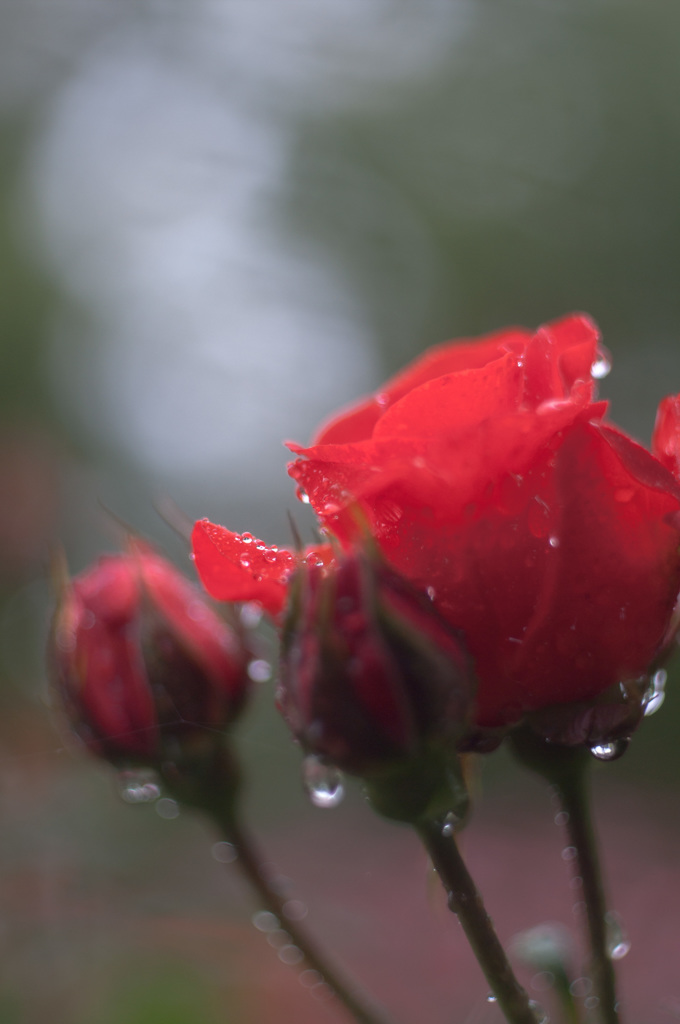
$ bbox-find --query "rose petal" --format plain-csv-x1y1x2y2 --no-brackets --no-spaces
652,394,680,480
191,520,334,618
312,327,531,445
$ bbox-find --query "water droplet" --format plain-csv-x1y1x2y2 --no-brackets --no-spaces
644,668,667,716
298,489,311,505
531,971,556,993
240,602,263,628
529,999,549,1023
283,899,308,921
605,911,631,960
486,993,497,1003
212,841,237,864
584,996,600,1010
311,981,334,1002
266,929,291,949
155,797,180,819
300,969,323,988
271,874,293,897
239,556,251,568
248,659,272,683
441,811,460,837
528,496,551,539
548,535,560,548
55,625,77,652
252,911,279,932
561,846,578,862
554,810,569,826
264,550,278,564
241,533,254,544
117,769,161,804
569,977,592,998
302,755,345,808
591,352,612,379
426,586,436,601
279,944,305,966
589,739,629,761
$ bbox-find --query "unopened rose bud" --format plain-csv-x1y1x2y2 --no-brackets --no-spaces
277,551,474,780
50,546,251,766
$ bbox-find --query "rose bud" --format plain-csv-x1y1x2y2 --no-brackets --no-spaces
277,550,474,787
49,546,251,767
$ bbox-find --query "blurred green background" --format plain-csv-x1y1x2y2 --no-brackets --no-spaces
2,2,680,1022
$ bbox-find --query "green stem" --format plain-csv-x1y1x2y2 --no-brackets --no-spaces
219,813,396,1024
416,820,538,1024
161,744,397,1024
554,769,621,1024
508,729,622,1024
553,969,582,1024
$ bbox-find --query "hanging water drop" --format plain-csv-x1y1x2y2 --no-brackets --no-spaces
441,811,460,837
591,352,612,379
252,910,279,932
266,929,291,949
589,739,629,762
302,755,345,808
283,899,308,921
299,969,323,989
155,797,180,819
279,944,305,966
605,911,631,960
212,841,237,864
644,668,667,716
117,769,161,804
530,972,556,993
248,659,272,683
240,602,263,628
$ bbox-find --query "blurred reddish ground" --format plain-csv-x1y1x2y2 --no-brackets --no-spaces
1,707,679,1024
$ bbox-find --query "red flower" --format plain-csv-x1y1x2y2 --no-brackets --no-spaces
50,546,250,763
193,314,680,730
278,551,473,776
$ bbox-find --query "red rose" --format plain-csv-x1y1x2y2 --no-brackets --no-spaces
50,546,251,763
193,314,680,730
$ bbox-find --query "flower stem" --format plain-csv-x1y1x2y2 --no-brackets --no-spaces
553,768,621,1024
508,729,622,1024
416,820,537,1024
218,812,397,1024
161,743,397,1024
